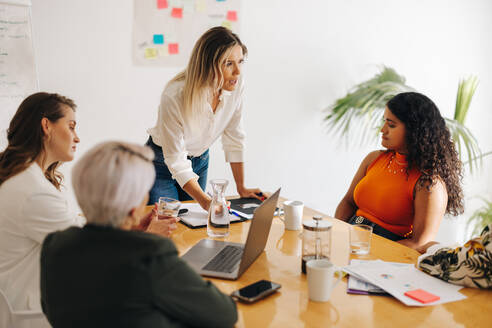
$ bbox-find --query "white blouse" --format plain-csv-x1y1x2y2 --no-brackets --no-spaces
0,163,85,311
147,77,246,187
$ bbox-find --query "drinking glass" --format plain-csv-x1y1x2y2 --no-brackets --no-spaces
158,197,181,219
349,224,372,255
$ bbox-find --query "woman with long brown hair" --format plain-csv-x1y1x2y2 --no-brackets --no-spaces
0,92,84,314
0,92,176,318
146,26,263,210
0,93,177,315
335,92,464,250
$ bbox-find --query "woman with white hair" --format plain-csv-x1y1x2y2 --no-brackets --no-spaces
40,141,238,328
146,26,263,210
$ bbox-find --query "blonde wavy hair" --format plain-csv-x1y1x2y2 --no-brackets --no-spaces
169,26,247,123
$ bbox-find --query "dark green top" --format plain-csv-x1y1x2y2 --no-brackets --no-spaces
40,224,237,328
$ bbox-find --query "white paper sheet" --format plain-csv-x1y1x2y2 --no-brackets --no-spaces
344,261,466,306
347,260,414,294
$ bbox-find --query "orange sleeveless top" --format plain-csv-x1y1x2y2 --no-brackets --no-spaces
353,151,422,237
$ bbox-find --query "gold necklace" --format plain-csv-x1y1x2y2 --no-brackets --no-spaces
387,154,407,174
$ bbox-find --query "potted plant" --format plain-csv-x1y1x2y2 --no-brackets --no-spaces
468,199,492,237
323,66,486,171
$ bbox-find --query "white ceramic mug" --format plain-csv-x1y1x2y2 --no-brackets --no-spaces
279,200,303,230
306,259,343,302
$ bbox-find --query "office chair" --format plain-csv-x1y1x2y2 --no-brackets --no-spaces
0,289,50,328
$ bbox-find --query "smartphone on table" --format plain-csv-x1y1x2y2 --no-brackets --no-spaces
231,280,281,303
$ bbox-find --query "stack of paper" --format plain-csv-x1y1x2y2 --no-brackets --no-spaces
347,260,413,295
343,260,467,306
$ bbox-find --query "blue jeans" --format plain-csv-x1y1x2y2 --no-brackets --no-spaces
146,137,209,205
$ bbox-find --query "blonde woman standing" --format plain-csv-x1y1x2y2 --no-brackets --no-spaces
147,27,263,210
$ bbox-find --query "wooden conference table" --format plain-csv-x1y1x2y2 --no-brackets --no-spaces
152,202,491,328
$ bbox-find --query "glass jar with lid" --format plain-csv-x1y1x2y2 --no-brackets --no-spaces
301,215,332,274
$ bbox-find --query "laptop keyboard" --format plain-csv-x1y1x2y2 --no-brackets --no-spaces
202,245,244,273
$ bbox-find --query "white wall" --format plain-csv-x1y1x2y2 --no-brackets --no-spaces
30,0,492,244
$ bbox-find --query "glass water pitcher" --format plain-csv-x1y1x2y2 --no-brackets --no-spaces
207,179,231,238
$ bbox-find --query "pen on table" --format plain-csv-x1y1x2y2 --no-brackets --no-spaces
230,210,242,219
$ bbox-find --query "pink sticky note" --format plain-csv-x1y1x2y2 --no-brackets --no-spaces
171,7,183,18
157,0,168,9
226,10,237,22
168,43,179,55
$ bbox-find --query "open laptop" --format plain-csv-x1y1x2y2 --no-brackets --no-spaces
181,188,280,280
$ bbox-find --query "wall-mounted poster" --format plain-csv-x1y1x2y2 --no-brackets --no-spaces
0,0,38,151
133,0,241,67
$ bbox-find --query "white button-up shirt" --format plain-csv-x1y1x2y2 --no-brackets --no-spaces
0,163,85,311
147,77,246,187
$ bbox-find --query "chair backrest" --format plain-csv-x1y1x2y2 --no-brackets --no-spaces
0,288,13,328
0,289,50,328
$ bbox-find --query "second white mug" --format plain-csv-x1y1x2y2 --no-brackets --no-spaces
306,259,343,302
280,200,303,230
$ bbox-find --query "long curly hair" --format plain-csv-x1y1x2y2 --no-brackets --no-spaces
387,92,464,216
0,92,76,190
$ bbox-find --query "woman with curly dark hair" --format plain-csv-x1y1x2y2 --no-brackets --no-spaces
335,92,464,250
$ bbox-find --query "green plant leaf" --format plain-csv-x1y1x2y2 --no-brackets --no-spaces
323,66,413,147
445,118,482,173
468,198,492,237
324,68,484,173
454,76,479,124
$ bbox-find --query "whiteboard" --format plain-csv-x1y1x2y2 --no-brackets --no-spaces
133,0,241,67
0,0,38,150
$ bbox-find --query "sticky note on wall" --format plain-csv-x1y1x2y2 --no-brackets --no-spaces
153,34,164,44
195,0,207,12
221,21,232,29
182,0,194,13
157,46,169,57
226,10,237,21
144,48,158,59
168,43,179,54
171,7,183,18
157,0,168,9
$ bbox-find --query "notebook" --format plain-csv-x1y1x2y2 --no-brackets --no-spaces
229,197,282,219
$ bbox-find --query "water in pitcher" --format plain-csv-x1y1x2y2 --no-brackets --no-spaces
207,179,231,238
